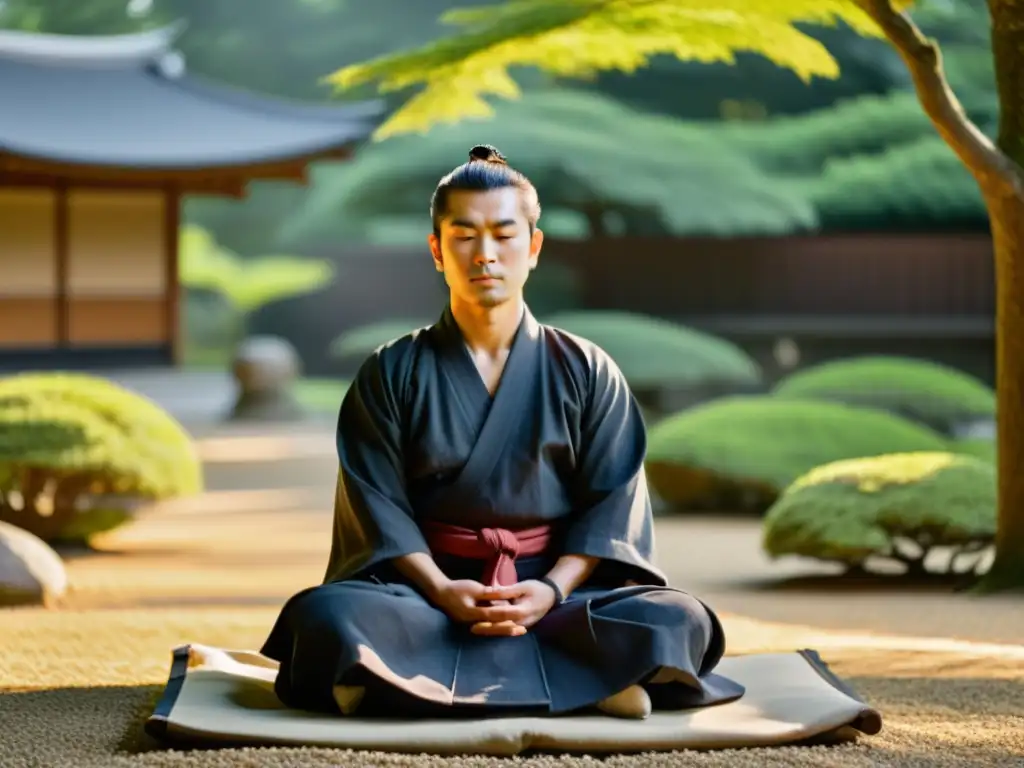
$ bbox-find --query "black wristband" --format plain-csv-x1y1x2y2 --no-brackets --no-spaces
539,576,566,604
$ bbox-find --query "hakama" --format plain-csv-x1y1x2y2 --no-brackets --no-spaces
261,305,744,717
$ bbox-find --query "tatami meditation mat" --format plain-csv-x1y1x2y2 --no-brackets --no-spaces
144,644,882,755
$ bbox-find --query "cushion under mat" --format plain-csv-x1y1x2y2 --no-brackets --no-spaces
144,644,882,755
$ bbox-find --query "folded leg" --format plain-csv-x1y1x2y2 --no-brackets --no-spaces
261,580,459,714
534,585,744,715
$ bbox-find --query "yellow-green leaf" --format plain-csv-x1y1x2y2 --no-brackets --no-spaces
178,225,335,312
323,0,917,140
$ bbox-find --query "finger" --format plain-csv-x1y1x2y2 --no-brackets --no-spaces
471,621,526,637
470,619,519,631
479,585,527,601
477,604,528,623
458,605,494,623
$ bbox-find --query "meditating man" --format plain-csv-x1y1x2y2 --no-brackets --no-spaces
260,145,744,720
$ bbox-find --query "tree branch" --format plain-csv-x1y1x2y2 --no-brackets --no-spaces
860,0,1022,194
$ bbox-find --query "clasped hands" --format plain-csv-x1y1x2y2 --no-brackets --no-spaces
432,578,558,636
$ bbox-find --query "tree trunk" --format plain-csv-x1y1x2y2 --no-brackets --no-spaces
863,0,1024,591
974,0,1024,591
976,189,1024,591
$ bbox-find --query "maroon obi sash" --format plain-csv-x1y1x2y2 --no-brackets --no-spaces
422,521,553,587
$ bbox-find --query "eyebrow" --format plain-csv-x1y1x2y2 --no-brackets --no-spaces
450,219,518,229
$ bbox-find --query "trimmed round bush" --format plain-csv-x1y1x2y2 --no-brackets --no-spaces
645,396,950,513
762,451,995,576
951,437,996,464
772,356,995,434
0,373,203,544
544,310,762,391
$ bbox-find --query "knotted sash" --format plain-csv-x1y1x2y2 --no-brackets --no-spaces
422,521,552,587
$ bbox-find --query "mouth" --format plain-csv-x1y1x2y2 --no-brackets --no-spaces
471,275,501,283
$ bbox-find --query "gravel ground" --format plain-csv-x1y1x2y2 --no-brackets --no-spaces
2,427,1022,767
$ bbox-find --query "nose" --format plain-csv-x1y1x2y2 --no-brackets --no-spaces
473,235,499,263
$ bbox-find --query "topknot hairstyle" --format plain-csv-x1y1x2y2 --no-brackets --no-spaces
430,145,541,235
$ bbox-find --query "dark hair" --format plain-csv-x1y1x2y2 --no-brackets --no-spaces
430,144,541,235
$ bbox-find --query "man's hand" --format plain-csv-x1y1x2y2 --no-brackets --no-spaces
470,580,558,636
430,579,527,637
429,579,494,624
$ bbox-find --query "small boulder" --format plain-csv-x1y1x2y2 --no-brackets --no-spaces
229,335,304,421
0,521,69,607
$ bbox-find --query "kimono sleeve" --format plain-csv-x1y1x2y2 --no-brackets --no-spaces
322,353,430,583
562,351,668,586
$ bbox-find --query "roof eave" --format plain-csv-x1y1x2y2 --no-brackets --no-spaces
0,144,357,197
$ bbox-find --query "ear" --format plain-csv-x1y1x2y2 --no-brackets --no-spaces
528,227,544,270
427,233,443,272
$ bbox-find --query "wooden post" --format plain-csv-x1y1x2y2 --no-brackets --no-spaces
54,181,69,347
164,186,180,366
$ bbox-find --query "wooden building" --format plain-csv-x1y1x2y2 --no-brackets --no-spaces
0,24,379,370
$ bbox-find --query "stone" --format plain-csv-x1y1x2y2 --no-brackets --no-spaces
229,335,305,422
0,520,69,607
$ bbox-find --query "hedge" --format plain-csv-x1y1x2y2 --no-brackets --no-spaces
645,396,950,513
762,451,995,575
0,373,202,543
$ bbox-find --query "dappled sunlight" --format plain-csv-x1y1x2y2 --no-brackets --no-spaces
129,489,325,518
1,608,278,690
193,435,335,463
720,614,1024,663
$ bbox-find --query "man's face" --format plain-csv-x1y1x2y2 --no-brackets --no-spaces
428,187,543,309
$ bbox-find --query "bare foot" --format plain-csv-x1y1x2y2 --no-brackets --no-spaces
596,684,652,719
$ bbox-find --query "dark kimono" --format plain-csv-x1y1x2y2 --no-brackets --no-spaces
260,305,743,717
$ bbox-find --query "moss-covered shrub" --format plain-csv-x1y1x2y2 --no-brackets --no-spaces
762,451,995,576
545,311,761,390
951,437,996,464
772,356,996,435
645,396,950,513
0,373,203,544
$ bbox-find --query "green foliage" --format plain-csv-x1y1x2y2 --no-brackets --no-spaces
184,184,313,258
801,135,988,228
0,0,155,34
645,395,950,513
278,88,817,247
293,378,352,414
910,0,995,112
721,91,936,175
325,0,896,139
563,0,992,126
951,438,996,464
772,356,996,434
544,310,762,390
180,225,335,314
524,260,586,315
329,319,432,361
762,451,995,574
0,373,203,543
